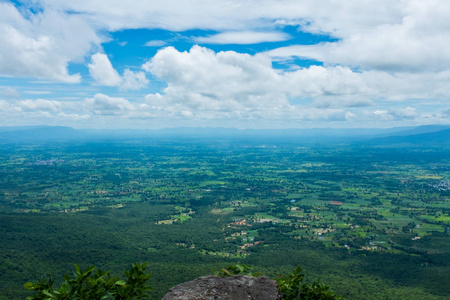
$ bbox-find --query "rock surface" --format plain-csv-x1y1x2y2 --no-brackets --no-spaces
162,275,282,300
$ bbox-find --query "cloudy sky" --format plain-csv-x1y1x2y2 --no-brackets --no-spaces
0,0,449,129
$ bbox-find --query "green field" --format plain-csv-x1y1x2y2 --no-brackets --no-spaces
0,141,449,299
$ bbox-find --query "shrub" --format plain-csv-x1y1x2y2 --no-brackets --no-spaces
24,263,152,300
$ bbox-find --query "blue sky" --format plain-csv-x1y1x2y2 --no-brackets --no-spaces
0,0,449,129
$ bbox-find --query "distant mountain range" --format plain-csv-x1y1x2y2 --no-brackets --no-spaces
0,125,449,145
362,128,450,146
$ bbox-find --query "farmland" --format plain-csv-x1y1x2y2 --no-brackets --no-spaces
0,139,449,299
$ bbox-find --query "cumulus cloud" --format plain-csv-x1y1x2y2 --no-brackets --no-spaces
3,1,450,82
389,107,418,120
268,1,450,73
145,46,450,112
0,2,101,82
0,98,83,127
139,45,450,126
16,99,62,112
88,53,148,90
121,69,149,91
84,93,136,115
87,53,122,86
142,46,288,118
4,1,450,82
141,46,379,121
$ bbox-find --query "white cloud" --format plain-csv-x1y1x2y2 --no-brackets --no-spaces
143,46,289,119
33,0,404,35
141,46,379,121
88,53,148,90
57,112,91,121
389,107,418,120
36,0,293,31
23,90,52,95
283,65,373,99
1,1,449,128
2,0,450,81
83,93,136,115
144,40,167,47
0,87,20,99
140,45,450,126
268,1,450,73
195,31,290,44
88,53,122,86
120,69,149,91
0,100,9,111
16,99,62,112
0,2,102,83
341,106,427,124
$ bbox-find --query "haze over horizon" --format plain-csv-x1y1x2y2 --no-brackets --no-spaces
1,0,450,129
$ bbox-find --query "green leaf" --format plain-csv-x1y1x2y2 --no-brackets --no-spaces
83,266,96,275
123,285,133,295
75,264,81,275
42,290,54,297
115,280,126,286
24,282,34,290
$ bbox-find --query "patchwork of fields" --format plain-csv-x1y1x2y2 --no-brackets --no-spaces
0,141,449,299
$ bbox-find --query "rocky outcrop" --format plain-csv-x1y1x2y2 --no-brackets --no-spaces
162,275,283,300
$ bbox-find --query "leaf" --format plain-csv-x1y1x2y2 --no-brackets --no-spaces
24,282,34,290
83,266,96,275
115,280,126,286
42,290,54,297
222,269,232,276
123,285,133,295
75,264,81,275
236,264,244,272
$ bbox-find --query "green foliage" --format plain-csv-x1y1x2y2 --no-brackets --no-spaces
213,263,262,277
24,263,152,300
276,266,341,300
213,264,341,299
25,263,340,300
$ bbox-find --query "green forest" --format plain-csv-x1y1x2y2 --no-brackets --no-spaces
0,139,448,299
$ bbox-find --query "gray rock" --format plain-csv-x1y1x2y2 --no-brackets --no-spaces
162,275,282,300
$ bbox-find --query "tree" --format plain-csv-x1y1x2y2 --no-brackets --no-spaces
24,263,152,300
